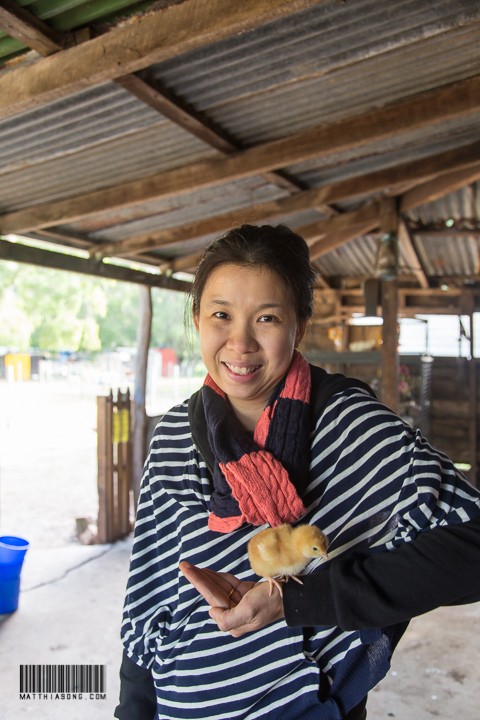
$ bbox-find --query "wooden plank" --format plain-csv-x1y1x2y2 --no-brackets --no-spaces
308,219,381,261
96,393,113,544
401,163,480,211
381,279,399,412
380,199,399,412
115,73,305,196
306,201,381,242
163,203,381,271
0,238,191,291
115,73,238,154
0,0,324,119
132,287,152,505
431,400,471,419
93,141,480,258
116,390,132,537
0,0,70,56
397,219,429,288
2,76,480,234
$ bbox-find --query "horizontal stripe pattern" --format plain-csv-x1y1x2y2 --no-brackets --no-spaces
121,387,480,719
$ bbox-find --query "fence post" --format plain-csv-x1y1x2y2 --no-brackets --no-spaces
97,389,132,543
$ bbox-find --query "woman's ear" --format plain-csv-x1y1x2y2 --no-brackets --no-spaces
295,319,307,348
193,311,200,332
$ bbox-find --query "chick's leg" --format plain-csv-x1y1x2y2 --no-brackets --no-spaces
267,577,285,597
289,575,304,586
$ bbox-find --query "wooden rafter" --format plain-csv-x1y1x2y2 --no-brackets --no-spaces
116,73,239,155
0,0,311,209
0,238,190,291
92,141,480,258
1,78,479,235
397,220,429,289
305,202,382,259
162,163,480,281
115,72,307,197
0,2,306,201
159,203,383,273
0,0,325,119
0,0,72,56
401,164,480,212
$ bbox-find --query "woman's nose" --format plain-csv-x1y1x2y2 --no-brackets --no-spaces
226,322,258,353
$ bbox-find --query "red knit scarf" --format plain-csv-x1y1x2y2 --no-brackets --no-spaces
202,351,311,533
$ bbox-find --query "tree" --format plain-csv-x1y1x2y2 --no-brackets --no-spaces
0,259,199,357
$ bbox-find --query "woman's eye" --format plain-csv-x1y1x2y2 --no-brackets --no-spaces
258,315,277,323
213,311,229,320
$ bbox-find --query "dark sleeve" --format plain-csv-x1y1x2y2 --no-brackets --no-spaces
114,650,157,720
283,516,480,630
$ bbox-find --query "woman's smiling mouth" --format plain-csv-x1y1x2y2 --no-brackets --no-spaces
223,362,261,377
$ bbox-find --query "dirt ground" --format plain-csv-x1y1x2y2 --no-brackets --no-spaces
1,378,479,719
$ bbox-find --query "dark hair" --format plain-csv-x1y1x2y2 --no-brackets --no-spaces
190,224,316,320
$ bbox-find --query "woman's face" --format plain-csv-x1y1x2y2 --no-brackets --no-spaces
194,263,305,426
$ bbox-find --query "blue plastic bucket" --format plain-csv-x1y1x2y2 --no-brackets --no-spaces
0,536,29,614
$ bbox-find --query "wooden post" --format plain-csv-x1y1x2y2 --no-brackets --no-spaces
132,285,152,505
97,389,132,543
116,389,132,536
97,391,113,544
464,293,478,486
379,199,399,411
381,279,399,412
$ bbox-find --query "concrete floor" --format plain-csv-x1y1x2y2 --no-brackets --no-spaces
2,381,479,719
1,536,479,720
0,540,130,720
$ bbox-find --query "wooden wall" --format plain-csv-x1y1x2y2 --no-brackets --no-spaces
303,343,479,488
430,358,476,476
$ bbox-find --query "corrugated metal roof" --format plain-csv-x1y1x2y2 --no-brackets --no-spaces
415,233,479,278
0,0,479,296
0,121,216,212
66,177,291,239
150,0,480,142
412,186,479,225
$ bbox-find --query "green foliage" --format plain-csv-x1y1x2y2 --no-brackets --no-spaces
97,280,140,350
151,287,199,361
0,260,198,358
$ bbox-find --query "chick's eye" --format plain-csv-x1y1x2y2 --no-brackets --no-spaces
312,546,318,551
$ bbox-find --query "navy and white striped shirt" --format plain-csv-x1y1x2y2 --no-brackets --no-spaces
121,386,480,719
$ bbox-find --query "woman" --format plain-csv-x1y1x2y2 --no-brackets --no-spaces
115,224,480,720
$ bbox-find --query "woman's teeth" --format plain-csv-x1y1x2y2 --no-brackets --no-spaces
224,363,260,375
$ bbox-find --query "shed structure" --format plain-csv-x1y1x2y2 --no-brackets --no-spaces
1,0,480,502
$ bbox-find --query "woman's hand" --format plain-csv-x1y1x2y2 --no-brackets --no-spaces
179,561,285,637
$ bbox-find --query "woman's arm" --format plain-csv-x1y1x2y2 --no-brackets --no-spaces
284,515,480,630
183,517,480,637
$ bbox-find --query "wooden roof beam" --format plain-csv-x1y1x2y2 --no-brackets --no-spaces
397,219,429,289
0,238,190,291
115,72,307,197
401,163,480,212
90,140,480,259
2,75,479,236
160,202,382,272
2,1,304,200
0,0,74,56
0,0,325,119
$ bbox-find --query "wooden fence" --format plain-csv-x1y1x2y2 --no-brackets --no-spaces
97,389,132,543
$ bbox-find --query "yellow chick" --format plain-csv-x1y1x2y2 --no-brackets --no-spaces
247,523,328,596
